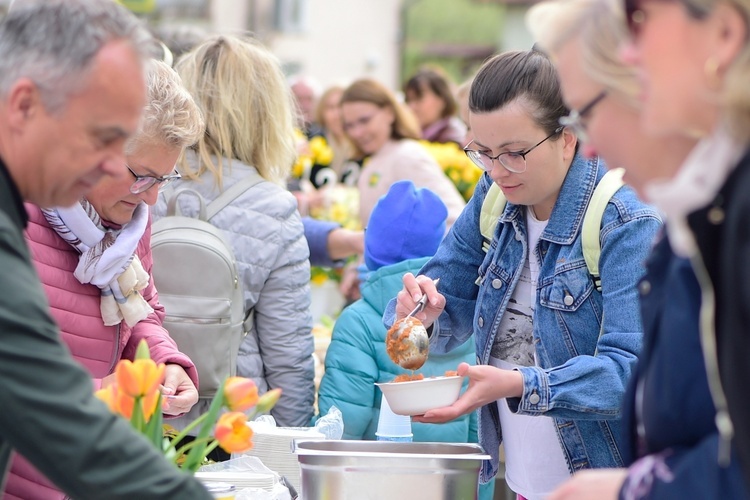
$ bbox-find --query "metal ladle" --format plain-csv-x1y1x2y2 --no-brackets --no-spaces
386,279,439,370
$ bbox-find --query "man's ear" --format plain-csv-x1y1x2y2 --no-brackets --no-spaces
6,78,41,130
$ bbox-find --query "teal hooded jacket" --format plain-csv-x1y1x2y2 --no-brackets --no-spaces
318,257,476,443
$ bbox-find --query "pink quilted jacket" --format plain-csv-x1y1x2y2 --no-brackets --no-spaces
3,203,199,500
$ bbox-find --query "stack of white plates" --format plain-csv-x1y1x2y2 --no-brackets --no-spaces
235,424,325,492
195,470,276,490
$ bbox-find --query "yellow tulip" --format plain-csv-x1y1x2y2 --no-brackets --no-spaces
115,358,165,398
214,412,253,453
95,385,119,414
223,377,259,412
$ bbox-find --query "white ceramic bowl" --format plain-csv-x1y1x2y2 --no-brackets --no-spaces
376,375,463,416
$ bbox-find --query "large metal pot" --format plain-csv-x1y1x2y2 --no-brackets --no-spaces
292,440,490,500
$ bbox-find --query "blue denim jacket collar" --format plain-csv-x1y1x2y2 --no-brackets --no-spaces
500,154,601,246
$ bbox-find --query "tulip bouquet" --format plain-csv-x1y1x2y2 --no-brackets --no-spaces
95,340,280,472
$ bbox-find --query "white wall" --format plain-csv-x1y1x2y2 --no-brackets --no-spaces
209,0,404,90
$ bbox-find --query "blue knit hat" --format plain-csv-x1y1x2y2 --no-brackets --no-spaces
364,180,448,271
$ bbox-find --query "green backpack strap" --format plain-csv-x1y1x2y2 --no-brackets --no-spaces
581,167,625,292
478,167,625,292
479,182,507,253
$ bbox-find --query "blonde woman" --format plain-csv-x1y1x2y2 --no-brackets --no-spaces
152,35,315,429
527,0,750,497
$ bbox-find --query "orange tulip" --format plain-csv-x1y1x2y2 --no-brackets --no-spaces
116,388,136,419
115,358,165,398
214,412,253,454
223,377,258,412
140,388,161,422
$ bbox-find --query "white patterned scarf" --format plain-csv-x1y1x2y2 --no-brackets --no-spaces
42,200,153,327
643,125,744,257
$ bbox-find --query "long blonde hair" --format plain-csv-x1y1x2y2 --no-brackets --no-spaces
175,35,296,187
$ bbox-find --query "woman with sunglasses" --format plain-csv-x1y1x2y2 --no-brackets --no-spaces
6,59,204,500
386,49,661,500
527,0,749,498
620,0,750,492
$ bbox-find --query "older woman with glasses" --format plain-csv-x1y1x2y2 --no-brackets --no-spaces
620,0,750,493
385,49,660,500
6,59,205,500
525,0,750,498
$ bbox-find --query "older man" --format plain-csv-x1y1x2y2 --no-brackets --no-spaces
0,1,209,498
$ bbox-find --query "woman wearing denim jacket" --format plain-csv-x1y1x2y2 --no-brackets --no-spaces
385,50,661,500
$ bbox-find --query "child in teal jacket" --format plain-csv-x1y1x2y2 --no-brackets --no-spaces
317,180,494,499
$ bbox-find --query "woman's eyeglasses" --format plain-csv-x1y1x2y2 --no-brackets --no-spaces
463,126,564,174
126,164,181,194
559,91,607,143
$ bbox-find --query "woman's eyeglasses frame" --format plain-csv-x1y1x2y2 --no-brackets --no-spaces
125,164,181,194
463,126,565,174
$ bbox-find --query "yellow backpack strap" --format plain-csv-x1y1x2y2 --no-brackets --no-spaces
480,182,507,254
582,168,625,292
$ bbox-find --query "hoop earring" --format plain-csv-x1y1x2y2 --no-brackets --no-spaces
704,56,722,88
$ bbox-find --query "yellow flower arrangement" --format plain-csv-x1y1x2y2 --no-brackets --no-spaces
95,340,281,472
420,140,483,202
292,131,334,181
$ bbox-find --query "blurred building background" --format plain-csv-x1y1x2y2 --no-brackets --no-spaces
115,0,535,89
0,0,536,88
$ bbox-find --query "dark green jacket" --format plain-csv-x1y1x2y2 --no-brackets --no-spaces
0,159,210,499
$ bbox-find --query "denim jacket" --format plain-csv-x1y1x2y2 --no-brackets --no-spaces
385,154,661,483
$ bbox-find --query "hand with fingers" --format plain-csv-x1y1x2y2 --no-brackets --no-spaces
412,362,524,423
395,273,446,328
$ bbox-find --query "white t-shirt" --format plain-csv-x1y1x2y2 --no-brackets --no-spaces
489,209,570,500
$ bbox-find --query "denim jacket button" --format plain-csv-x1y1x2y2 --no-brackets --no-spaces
529,393,541,404
492,278,502,289
478,316,484,327
563,293,574,306
639,280,651,295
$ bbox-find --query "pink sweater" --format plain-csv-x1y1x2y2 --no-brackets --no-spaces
3,204,198,500
357,139,466,228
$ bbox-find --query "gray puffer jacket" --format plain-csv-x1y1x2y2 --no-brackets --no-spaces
152,151,314,427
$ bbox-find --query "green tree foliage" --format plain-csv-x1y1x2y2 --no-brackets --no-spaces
401,0,504,85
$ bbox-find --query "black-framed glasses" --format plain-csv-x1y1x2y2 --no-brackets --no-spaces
559,91,607,142
463,126,564,174
125,164,181,194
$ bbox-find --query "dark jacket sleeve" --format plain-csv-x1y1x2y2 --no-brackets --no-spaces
0,219,210,500
619,438,749,499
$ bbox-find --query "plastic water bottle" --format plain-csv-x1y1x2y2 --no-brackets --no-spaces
376,393,413,442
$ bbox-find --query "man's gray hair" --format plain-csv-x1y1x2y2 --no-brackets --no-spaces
0,0,153,112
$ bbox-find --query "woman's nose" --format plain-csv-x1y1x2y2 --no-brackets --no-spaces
139,185,160,206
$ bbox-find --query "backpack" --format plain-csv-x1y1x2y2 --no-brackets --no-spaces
479,168,625,292
151,173,263,398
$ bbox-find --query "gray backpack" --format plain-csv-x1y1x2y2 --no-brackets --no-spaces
151,173,263,398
